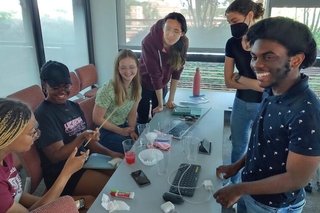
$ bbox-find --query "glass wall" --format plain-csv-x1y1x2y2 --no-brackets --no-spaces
117,0,320,96
0,0,39,97
38,0,89,71
0,0,89,97
117,0,232,53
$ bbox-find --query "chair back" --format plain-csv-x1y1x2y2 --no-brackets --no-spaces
7,85,45,170
6,85,45,112
17,143,44,194
79,96,96,130
69,72,81,98
75,64,98,98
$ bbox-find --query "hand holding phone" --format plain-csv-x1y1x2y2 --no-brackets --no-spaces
131,170,151,187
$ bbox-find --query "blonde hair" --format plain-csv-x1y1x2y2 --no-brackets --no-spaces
0,98,31,149
113,49,141,106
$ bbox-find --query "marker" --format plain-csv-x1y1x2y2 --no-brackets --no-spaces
110,189,135,199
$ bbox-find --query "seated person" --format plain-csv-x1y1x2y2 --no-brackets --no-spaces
92,49,141,153
0,98,94,213
35,60,123,198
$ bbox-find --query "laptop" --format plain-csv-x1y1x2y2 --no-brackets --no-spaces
168,107,212,139
83,153,115,169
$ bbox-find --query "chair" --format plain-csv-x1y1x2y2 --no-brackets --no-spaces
6,85,45,112
6,85,45,170
75,64,99,98
79,96,96,130
16,143,45,195
69,72,85,103
30,195,78,213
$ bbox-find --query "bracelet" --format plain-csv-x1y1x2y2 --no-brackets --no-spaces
235,74,241,83
76,198,85,209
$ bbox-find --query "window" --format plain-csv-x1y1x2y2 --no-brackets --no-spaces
0,0,39,97
117,0,232,53
117,0,320,96
38,0,89,70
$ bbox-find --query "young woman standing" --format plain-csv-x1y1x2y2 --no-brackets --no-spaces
224,0,265,184
137,12,189,124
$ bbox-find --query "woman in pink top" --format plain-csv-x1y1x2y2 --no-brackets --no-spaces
0,98,93,212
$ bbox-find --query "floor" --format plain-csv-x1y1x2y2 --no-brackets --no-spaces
21,112,320,212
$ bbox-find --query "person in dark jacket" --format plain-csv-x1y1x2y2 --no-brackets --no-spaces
137,12,189,124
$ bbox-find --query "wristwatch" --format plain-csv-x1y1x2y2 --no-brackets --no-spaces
76,198,85,209
235,74,241,83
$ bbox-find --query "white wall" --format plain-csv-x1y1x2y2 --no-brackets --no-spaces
90,0,118,86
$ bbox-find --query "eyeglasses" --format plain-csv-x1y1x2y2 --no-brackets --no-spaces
164,26,182,36
49,84,72,92
26,128,41,140
25,122,41,140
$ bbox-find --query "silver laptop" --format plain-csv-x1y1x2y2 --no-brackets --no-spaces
168,107,212,139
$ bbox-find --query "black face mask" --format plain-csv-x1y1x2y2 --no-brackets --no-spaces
230,22,248,39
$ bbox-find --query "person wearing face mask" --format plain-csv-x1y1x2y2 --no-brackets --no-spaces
224,0,265,184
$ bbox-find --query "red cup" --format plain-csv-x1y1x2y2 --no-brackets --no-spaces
125,151,135,164
122,139,135,164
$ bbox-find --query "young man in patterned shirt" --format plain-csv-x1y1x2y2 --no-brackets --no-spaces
214,17,320,213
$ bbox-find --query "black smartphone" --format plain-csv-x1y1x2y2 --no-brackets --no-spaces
131,170,151,187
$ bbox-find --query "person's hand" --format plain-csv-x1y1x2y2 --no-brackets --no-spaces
130,131,138,140
152,105,163,114
213,184,241,208
62,147,89,175
216,164,238,180
120,127,135,136
110,151,124,159
165,100,176,109
82,129,100,143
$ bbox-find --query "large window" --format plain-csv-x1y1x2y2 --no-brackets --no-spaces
0,0,39,97
117,0,232,53
117,0,320,96
38,0,89,71
0,0,90,97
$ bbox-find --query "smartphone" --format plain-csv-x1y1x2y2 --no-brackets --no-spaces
131,170,151,187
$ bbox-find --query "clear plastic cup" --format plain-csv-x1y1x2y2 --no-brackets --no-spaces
179,131,193,154
186,136,200,162
122,139,135,164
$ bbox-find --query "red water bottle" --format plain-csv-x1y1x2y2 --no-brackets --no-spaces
193,67,201,96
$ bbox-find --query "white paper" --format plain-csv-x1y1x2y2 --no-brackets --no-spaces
101,194,130,212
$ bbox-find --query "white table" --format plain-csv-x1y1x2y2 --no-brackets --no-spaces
87,90,234,213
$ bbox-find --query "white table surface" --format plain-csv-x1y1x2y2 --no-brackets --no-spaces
87,90,234,213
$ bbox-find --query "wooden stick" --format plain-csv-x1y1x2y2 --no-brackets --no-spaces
84,107,118,147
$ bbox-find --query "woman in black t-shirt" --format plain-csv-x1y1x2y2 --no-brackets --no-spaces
223,0,265,184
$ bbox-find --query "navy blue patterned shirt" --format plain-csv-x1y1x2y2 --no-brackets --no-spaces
242,74,320,207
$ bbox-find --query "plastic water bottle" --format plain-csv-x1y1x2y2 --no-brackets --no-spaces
193,67,201,96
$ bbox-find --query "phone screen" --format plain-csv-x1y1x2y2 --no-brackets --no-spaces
131,170,151,187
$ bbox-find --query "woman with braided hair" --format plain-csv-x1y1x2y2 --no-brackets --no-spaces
0,98,93,212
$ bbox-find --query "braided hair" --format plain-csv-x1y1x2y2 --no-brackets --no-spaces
0,98,31,149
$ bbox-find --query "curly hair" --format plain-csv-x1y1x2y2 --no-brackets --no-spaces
225,0,264,20
246,17,317,69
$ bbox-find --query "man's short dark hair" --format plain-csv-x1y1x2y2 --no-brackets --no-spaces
247,17,317,69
